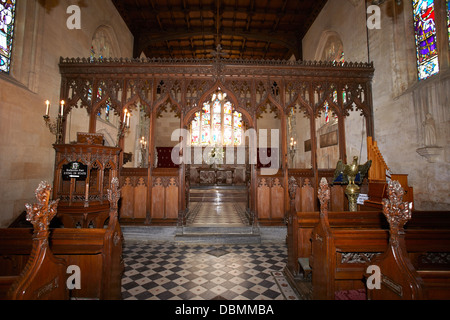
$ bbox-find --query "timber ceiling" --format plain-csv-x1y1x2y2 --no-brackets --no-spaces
112,0,328,61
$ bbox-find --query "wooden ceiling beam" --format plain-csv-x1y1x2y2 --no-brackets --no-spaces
122,4,308,18
117,0,326,60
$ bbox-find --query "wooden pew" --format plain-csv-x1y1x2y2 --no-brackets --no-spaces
310,179,450,300
0,182,68,300
365,182,450,300
0,179,124,300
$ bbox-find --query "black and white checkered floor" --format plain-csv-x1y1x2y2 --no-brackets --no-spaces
121,242,300,300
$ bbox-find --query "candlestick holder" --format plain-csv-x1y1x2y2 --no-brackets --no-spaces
289,138,297,167
116,121,130,147
139,136,148,168
43,114,64,144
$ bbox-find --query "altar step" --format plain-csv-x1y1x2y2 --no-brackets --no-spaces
121,226,286,245
174,226,261,245
189,186,248,203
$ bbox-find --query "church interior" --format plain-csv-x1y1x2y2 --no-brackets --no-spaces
0,0,449,302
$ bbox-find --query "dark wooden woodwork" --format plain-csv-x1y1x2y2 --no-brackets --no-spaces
308,180,450,300
0,182,68,300
365,180,423,300
111,0,328,60
53,139,121,228
364,137,414,210
0,180,124,300
59,54,375,226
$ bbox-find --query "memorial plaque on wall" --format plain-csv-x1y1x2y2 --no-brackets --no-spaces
62,162,88,181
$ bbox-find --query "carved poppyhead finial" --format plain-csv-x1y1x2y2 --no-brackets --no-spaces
318,178,330,214
107,177,121,210
25,182,59,233
382,180,413,233
288,176,298,201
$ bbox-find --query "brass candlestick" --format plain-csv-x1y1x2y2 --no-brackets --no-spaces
43,100,64,144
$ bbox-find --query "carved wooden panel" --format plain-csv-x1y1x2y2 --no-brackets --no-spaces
120,177,134,219
257,178,270,220
301,178,314,212
134,177,147,219
330,185,345,212
165,178,179,220
270,178,284,219
151,177,165,219
150,176,179,221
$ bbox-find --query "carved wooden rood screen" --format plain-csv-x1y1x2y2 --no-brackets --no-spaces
58,56,374,226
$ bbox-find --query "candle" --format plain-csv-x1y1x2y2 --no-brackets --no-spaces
60,100,65,117
45,100,50,116
126,113,130,127
123,109,128,123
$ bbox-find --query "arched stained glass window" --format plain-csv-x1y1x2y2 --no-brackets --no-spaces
447,0,450,45
0,0,16,73
413,0,439,80
190,89,244,146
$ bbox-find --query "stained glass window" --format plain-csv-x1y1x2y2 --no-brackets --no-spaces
190,91,244,146
323,90,341,124
413,0,439,80
0,0,16,73
447,0,450,45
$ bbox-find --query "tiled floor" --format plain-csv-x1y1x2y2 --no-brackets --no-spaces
121,242,299,300
121,193,300,301
187,202,249,227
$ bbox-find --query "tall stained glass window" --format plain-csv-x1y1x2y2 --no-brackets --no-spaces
413,0,439,80
0,0,16,73
447,0,450,45
190,89,244,146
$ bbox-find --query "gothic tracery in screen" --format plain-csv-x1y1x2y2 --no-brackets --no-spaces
413,0,439,80
0,0,16,73
190,91,243,146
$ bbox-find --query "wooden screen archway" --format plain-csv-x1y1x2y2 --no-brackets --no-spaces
59,56,374,226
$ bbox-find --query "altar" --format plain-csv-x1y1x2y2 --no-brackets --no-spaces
196,167,235,186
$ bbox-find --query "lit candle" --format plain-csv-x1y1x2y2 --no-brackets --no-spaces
45,100,50,116
123,109,128,123
60,100,65,117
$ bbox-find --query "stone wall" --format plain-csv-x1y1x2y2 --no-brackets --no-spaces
302,0,449,210
0,0,133,227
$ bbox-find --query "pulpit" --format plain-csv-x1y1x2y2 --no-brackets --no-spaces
53,133,121,228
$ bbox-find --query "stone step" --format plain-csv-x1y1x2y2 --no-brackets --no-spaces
175,225,261,245
174,233,261,245
189,197,247,203
182,226,257,235
121,226,286,244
